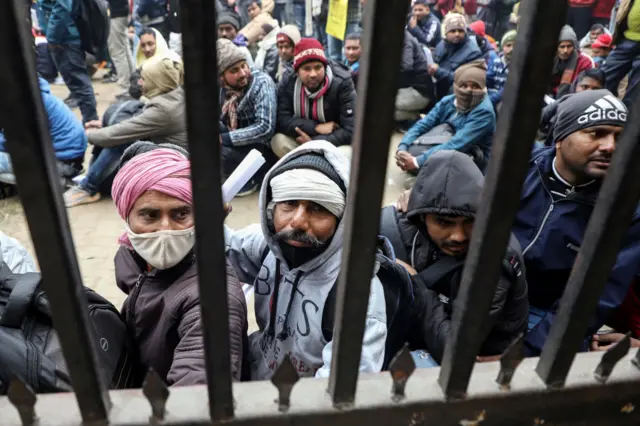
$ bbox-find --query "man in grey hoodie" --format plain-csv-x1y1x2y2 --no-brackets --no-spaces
225,140,387,380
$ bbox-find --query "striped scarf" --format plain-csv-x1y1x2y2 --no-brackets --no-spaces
293,66,333,123
221,86,245,130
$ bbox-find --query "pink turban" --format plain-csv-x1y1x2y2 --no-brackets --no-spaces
112,148,192,245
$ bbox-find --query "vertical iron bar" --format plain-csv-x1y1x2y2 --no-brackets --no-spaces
0,0,110,422
327,0,408,406
437,0,568,399
536,93,640,387
179,0,234,421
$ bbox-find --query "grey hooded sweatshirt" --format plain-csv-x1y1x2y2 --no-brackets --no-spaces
225,140,387,380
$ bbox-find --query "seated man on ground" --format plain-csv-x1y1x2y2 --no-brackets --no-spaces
383,151,528,366
406,0,441,49
396,30,434,123
512,90,640,355
217,12,255,67
549,25,594,99
272,39,356,159
275,25,301,83
487,29,516,107
217,39,277,196
430,13,483,100
343,32,362,84
590,33,613,68
579,23,609,52
240,0,277,45
127,27,171,100
111,142,247,384
396,61,496,179
255,23,281,83
0,77,87,185
64,56,186,207
469,20,499,66
225,140,386,379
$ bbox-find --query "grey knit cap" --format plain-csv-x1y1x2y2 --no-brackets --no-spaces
217,12,240,30
558,24,578,46
217,39,247,74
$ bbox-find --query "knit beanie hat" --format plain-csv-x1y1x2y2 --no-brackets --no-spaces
454,60,487,89
277,24,302,46
217,12,241,30
469,20,486,37
293,38,328,71
501,30,517,47
558,24,578,47
444,13,467,34
141,55,184,98
217,38,247,74
592,33,613,49
552,89,627,144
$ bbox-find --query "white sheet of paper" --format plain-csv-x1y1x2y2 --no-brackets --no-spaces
221,149,266,203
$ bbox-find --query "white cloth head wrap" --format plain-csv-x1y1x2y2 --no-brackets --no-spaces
270,168,346,218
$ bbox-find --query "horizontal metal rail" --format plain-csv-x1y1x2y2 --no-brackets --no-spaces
0,0,110,422
437,0,568,399
2,351,640,425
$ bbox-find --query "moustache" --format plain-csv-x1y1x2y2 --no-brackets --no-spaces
274,229,326,248
590,154,612,163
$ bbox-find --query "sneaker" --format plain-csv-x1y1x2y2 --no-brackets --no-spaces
236,180,259,197
64,96,79,109
53,76,65,85
103,73,118,83
404,176,417,190
63,186,101,207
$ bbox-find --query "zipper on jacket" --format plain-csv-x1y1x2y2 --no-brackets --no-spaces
522,203,554,255
126,273,146,337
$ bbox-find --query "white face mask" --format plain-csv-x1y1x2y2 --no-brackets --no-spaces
126,226,196,270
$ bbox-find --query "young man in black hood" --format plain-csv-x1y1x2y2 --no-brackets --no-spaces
381,150,528,364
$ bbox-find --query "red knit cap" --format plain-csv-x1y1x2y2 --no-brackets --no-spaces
469,20,486,37
293,38,328,71
592,33,613,49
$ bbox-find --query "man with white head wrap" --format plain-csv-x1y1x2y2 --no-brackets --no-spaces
225,140,387,380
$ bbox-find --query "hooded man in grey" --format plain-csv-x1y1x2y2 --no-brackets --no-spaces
225,140,387,380
380,150,528,364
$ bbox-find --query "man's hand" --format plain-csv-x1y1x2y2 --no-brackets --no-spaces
427,63,439,76
315,122,338,135
224,202,232,219
395,151,419,172
396,189,411,213
396,259,417,276
408,15,418,29
295,127,313,144
84,120,102,130
591,333,640,351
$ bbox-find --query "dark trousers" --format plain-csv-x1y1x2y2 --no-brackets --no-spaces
567,6,593,40
603,37,640,108
51,44,98,123
80,144,132,194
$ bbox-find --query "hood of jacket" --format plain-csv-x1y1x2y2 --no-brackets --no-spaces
259,25,281,50
258,140,350,272
406,150,484,227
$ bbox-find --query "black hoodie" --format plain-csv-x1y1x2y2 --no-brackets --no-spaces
381,150,528,362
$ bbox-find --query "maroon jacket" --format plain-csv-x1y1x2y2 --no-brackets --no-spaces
115,246,247,385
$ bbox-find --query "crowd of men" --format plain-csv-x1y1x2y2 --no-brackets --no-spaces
2,0,640,385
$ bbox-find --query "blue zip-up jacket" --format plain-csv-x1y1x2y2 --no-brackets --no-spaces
487,53,509,105
0,78,87,160
220,69,277,148
37,0,81,45
433,35,483,87
513,147,640,355
397,94,496,168
406,13,442,48
136,0,168,22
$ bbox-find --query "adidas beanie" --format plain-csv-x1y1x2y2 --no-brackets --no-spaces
552,89,627,144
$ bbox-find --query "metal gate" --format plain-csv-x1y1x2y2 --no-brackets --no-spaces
1,0,640,424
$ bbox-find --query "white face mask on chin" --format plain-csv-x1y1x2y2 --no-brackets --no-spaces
126,226,196,270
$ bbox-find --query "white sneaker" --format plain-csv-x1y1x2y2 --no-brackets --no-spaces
63,186,101,207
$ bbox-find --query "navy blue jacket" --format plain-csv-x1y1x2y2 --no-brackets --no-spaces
406,13,441,48
37,0,81,45
513,147,640,354
433,35,483,88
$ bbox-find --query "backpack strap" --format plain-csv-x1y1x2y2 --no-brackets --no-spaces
0,272,41,328
322,282,338,342
379,206,409,263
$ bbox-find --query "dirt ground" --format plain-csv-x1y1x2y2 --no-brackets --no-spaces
0,75,408,315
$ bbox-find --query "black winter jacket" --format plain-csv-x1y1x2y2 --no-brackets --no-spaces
381,151,528,363
400,30,433,99
263,45,279,83
108,0,129,18
276,61,357,147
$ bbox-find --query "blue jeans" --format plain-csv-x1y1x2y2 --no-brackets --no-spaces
410,350,439,369
293,3,306,34
80,144,131,194
273,2,293,26
327,21,360,62
51,44,98,124
603,37,640,108
314,17,328,49
0,152,15,184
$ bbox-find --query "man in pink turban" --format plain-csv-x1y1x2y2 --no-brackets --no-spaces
110,143,248,385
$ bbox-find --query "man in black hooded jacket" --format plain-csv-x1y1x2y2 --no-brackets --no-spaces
380,150,528,364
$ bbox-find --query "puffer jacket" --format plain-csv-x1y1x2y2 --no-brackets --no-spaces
255,27,280,82
225,141,387,380
116,247,248,384
400,31,433,99
380,151,528,363
513,147,640,355
406,12,442,48
397,94,496,168
433,35,483,96
87,87,188,150
277,62,357,147
37,0,80,45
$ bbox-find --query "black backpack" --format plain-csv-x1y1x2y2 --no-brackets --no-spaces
72,0,110,58
0,263,139,394
321,237,425,370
